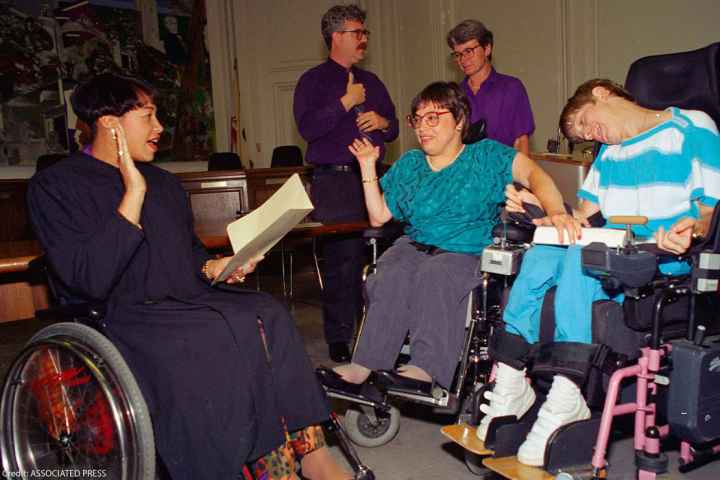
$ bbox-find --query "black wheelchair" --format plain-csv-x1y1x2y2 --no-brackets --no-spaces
447,40,720,479
444,206,720,480
0,282,156,479
316,210,534,459
0,259,376,480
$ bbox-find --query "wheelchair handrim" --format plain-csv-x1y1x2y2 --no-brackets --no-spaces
0,337,142,479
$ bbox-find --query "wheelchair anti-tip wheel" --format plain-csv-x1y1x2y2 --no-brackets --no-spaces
1,322,155,480
343,405,400,448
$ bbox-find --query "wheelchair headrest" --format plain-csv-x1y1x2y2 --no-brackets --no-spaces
625,42,720,127
463,119,487,144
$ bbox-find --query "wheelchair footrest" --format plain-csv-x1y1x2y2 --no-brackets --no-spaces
545,415,601,474
441,423,494,455
374,370,450,406
485,399,543,457
316,367,389,411
483,456,555,480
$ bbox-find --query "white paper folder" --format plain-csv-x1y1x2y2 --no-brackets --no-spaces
214,173,314,284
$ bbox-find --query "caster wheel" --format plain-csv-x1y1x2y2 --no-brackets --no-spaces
343,406,400,447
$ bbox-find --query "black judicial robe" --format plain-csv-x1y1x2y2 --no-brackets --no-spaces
27,153,329,479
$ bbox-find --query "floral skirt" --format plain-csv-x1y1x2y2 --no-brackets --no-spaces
241,424,326,479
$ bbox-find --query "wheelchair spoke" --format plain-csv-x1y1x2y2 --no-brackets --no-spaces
2,324,155,480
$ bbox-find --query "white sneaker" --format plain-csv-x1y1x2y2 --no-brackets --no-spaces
517,375,591,466
476,362,536,441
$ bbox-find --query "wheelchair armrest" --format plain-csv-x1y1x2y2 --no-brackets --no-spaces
36,302,105,321
363,221,405,242
582,242,659,289
491,221,535,244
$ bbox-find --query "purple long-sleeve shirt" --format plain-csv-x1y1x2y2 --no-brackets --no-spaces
462,68,535,147
294,59,399,165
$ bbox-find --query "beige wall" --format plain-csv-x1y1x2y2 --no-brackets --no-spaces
207,0,720,166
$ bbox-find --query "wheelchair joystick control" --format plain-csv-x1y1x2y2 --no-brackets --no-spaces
693,325,707,346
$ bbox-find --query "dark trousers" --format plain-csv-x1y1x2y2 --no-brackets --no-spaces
310,169,366,344
353,236,483,387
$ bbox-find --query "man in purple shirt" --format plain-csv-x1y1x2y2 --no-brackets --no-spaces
294,4,398,363
447,19,535,154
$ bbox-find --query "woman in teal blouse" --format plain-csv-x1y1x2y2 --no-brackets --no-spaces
335,81,579,388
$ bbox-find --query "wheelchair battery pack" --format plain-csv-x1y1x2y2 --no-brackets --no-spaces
481,244,524,276
581,242,657,288
667,337,720,444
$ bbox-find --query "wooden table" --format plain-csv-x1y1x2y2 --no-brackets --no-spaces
195,220,370,250
0,240,42,274
0,240,46,322
0,221,370,321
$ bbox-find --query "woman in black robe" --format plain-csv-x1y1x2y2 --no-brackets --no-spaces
27,74,349,480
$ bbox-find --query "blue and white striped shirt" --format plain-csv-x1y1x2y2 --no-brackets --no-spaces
578,107,720,237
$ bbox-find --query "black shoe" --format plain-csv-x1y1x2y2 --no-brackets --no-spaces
375,370,434,395
315,367,386,404
328,342,351,363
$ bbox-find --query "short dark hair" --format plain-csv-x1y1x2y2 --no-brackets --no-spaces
410,81,470,139
70,73,157,141
559,78,635,143
447,19,494,61
321,4,366,49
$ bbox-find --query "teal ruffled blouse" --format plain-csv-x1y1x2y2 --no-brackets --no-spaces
380,139,515,254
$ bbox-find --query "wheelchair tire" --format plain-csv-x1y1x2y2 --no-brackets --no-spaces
1,322,155,480
343,406,400,448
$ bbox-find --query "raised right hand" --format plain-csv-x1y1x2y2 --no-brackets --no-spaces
348,138,379,166
343,72,366,110
114,123,146,193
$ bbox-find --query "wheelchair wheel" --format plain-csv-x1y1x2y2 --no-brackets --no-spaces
343,406,400,448
0,322,155,480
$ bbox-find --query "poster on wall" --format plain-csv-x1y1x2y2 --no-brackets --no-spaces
0,0,214,166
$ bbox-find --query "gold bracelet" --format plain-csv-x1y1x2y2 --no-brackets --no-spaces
201,260,213,280
362,177,378,184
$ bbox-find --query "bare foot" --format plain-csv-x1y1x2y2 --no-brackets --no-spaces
397,364,432,383
333,363,371,384
301,446,352,480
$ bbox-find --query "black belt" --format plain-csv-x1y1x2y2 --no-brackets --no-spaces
410,241,448,256
314,164,358,173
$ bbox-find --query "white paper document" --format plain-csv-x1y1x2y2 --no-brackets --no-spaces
214,173,314,284
532,226,653,247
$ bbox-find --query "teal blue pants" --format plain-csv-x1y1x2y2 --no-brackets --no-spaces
503,245,615,344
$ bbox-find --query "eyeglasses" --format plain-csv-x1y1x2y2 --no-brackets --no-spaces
338,28,371,40
406,111,452,129
450,44,482,61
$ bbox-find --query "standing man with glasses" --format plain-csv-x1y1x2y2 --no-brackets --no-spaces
447,19,535,154
294,4,399,363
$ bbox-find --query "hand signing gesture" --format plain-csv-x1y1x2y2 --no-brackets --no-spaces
348,138,380,167
342,72,366,111
112,123,146,194
357,110,389,133
113,123,146,227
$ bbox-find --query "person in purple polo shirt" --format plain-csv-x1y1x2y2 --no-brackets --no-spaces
447,19,535,154
294,4,399,363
